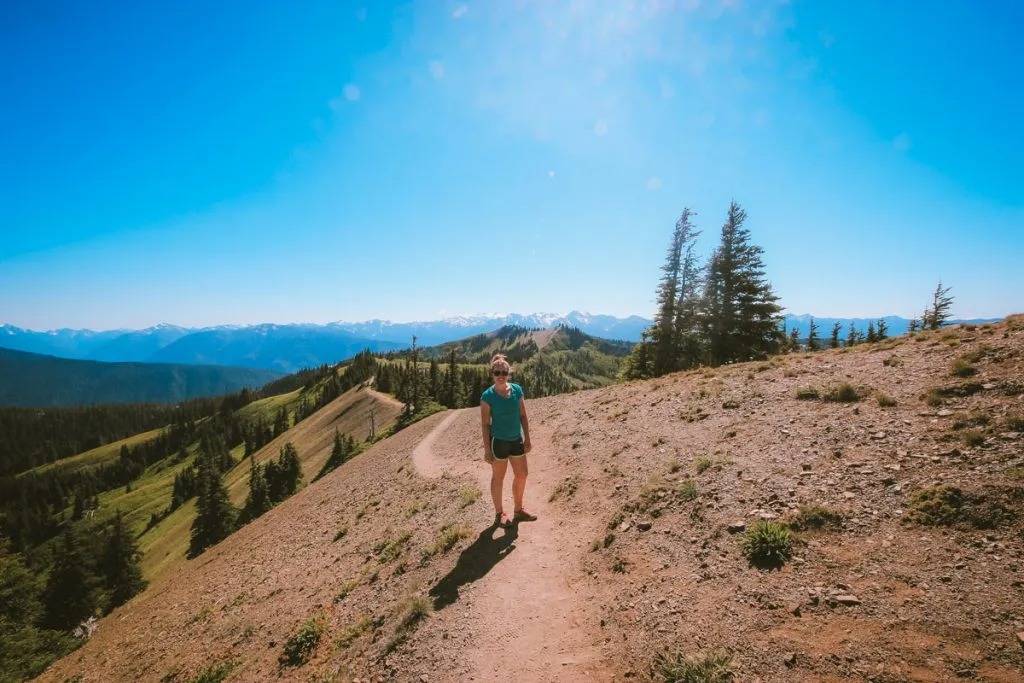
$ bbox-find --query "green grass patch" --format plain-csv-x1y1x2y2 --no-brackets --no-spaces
279,615,326,668
794,386,820,400
905,485,1015,530
823,383,859,403
334,616,372,650
458,486,482,508
654,649,732,683
333,525,348,542
375,531,412,563
333,578,360,603
695,456,713,474
876,393,897,407
421,524,471,561
405,501,424,518
1005,413,1024,431
742,520,793,568
675,480,698,502
188,659,238,683
950,358,977,377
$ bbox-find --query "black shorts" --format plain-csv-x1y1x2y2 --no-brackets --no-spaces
490,436,525,460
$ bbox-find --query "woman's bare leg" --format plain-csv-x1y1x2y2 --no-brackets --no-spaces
490,458,509,513
509,456,529,512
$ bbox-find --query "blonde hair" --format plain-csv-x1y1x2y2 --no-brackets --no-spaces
490,353,510,372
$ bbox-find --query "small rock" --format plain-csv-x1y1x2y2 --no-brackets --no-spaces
618,521,633,532
833,594,861,606
727,522,746,533
871,431,886,439
789,603,802,617
937,409,953,417
1017,631,1024,649
637,521,653,532
784,652,797,667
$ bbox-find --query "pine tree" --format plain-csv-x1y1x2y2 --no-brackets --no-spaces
241,457,270,522
830,321,842,349
651,208,699,375
806,317,820,351
188,453,236,558
908,318,920,333
877,318,889,340
101,511,147,608
702,202,783,365
846,322,859,347
787,326,800,352
621,329,655,380
42,529,99,630
927,281,954,330
866,321,877,343
446,349,459,408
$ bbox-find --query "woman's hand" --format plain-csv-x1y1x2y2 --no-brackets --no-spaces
483,450,494,463
523,438,532,455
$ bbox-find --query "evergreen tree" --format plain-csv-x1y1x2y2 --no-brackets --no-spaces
806,317,820,351
188,454,236,558
651,208,698,375
927,281,954,330
446,349,459,408
866,321,877,343
702,202,783,365
877,318,889,340
621,329,655,380
100,511,146,608
241,458,270,522
787,326,800,352
908,318,920,333
846,322,859,347
830,321,842,349
42,529,99,630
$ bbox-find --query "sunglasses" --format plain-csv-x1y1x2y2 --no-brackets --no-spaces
492,370,509,376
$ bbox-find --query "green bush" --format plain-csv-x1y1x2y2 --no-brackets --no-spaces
279,616,326,667
742,520,793,568
654,649,732,683
824,383,859,403
675,480,698,502
905,485,1014,530
950,358,977,377
459,486,481,508
876,393,897,407
695,456,713,474
794,386,820,400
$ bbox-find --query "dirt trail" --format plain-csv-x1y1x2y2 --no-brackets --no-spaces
412,408,611,682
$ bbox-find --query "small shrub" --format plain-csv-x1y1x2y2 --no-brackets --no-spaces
333,526,348,542
952,412,990,430
1005,413,1024,431
695,456,713,474
334,578,360,602
960,430,986,448
743,520,793,568
611,558,629,573
675,480,698,502
396,595,432,634
189,661,238,683
824,383,860,403
950,358,977,377
924,389,945,407
549,476,579,502
422,524,470,561
666,457,682,474
459,486,482,508
279,616,326,667
334,617,371,650
882,355,903,367
1005,467,1024,481
795,386,820,400
654,649,732,683
590,539,601,552
377,532,412,563
905,485,1014,529
876,393,897,407
405,501,424,517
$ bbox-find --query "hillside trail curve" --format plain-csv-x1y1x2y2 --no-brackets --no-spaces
412,408,612,682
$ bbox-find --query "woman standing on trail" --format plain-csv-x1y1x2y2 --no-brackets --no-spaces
480,353,536,528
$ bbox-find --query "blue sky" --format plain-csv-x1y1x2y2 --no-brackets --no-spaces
1,0,1021,330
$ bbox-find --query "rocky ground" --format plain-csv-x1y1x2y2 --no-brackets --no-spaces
39,317,1024,682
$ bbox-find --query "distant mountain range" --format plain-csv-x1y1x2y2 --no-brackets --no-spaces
0,347,283,408
0,312,1002,373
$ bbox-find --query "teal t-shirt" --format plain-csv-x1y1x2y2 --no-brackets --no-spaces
481,383,524,441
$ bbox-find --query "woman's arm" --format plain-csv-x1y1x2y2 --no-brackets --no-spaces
480,401,494,463
519,397,532,454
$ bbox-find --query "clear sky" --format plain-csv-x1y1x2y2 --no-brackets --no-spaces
2,0,1021,330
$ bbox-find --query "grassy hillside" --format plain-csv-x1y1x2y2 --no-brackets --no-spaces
35,317,1024,683
0,347,283,408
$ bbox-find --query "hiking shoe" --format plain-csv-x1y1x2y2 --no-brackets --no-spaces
494,512,512,528
513,509,538,522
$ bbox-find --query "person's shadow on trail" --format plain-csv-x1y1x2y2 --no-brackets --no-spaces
429,522,518,610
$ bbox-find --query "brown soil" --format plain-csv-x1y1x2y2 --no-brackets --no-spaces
38,319,1024,682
